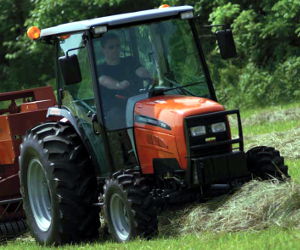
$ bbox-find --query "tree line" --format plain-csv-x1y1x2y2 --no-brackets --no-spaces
0,0,299,108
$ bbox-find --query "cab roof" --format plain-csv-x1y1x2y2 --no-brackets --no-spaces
40,6,193,38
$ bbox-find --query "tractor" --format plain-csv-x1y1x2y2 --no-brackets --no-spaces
0,5,288,245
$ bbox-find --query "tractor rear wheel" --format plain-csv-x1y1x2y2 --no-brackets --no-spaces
19,122,99,245
103,169,158,242
246,146,289,180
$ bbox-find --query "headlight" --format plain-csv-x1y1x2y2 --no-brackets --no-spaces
190,125,206,136
211,122,226,133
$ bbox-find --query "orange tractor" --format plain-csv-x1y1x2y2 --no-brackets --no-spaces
0,5,288,245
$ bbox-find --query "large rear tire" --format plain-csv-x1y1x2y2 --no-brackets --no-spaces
103,169,158,242
19,122,99,245
246,146,289,180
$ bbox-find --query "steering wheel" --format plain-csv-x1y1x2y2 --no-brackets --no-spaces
114,94,127,100
141,77,157,92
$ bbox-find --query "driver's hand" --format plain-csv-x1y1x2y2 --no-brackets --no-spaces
116,80,130,89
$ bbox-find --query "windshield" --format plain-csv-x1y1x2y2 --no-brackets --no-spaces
93,18,211,130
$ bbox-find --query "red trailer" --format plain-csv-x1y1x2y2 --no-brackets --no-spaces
0,86,56,237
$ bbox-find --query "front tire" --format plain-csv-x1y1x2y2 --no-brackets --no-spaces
19,122,99,245
103,169,158,242
246,146,289,180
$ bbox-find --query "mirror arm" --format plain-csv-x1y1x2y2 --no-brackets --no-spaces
202,24,230,29
193,16,230,29
66,45,86,57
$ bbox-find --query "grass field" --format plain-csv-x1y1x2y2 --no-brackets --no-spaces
1,102,300,249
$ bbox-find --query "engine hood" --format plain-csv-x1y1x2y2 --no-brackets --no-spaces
134,95,225,134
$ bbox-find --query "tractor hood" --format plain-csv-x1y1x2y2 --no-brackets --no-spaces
134,95,225,135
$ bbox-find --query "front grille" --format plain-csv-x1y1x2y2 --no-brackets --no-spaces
185,110,243,158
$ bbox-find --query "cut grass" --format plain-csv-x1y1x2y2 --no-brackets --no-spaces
159,179,300,237
241,106,300,126
230,105,300,137
244,127,300,160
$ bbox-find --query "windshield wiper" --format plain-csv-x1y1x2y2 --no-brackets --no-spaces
148,75,205,97
162,76,196,95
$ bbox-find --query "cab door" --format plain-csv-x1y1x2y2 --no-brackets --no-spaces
58,32,111,176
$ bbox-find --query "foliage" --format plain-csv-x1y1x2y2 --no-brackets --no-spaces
209,3,241,27
207,0,300,108
0,0,159,92
0,0,299,108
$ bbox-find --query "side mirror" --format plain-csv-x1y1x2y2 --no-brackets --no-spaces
216,29,237,59
58,54,82,85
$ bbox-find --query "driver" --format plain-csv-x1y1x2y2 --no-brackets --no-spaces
97,32,151,130
97,33,149,167
98,33,151,97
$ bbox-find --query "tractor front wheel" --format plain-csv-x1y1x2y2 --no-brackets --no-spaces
246,146,289,180
19,122,99,245
103,170,158,242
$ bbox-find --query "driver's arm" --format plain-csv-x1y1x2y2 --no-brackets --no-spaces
135,66,151,79
98,75,129,90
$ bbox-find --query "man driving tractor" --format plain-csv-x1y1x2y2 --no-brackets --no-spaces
98,32,151,129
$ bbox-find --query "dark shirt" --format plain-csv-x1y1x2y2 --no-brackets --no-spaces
97,57,143,130
98,57,142,104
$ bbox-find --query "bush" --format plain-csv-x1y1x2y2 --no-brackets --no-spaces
215,57,300,109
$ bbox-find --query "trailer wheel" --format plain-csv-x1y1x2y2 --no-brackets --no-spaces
246,146,289,180
103,170,157,242
0,219,27,242
19,122,99,245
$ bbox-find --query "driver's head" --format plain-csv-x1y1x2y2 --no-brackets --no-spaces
101,33,121,64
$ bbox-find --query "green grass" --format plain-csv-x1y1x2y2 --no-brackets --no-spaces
287,159,300,181
237,101,300,119
3,228,300,250
243,119,299,136
1,102,300,249
231,104,300,136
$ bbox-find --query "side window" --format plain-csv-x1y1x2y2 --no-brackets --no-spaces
59,33,95,115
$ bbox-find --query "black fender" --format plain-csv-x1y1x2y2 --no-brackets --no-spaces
46,106,101,176
47,106,81,136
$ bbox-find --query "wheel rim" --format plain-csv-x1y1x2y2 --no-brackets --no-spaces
110,193,130,241
27,158,52,232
